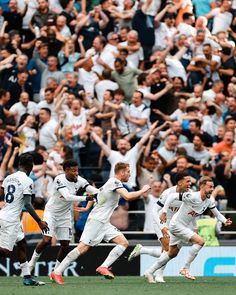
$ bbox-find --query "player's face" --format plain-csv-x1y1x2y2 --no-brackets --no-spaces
120,167,130,182
179,176,192,192
203,181,214,198
65,166,78,182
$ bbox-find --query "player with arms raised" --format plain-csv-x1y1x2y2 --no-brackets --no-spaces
0,153,48,286
29,159,98,273
50,162,151,284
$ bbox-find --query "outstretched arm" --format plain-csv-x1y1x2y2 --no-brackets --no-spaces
210,207,232,226
90,131,111,157
116,184,150,201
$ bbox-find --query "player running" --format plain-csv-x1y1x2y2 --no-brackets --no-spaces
146,176,232,280
129,172,196,283
0,153,48,286
50,162,151,284
28,159,98,273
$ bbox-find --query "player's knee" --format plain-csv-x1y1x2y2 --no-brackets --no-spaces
0,248,11,257
121,240,129,248
60,240,70,248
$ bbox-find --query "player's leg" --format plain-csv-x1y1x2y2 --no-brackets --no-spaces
17,238,45,286
96,233,128,279
55,240,70,269
179,233,205,280
128,220,165,261
28,235,52,273
29,211,55,272
154,234,170,283
51,219,104,284
0,219,13,257
54,226,72,269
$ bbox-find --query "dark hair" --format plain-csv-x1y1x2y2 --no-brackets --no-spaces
225,116,235,125
40,107,51,116
19,153,34,168
18,113,30,128
63,159,78,170
221,47,231,56
175,172,189,183
45,87,54,94
115,57,124,64
190,119,201,128
134,90,144,99
137,73,148,85
102,69,112,80
114,88,125,96
105,89,114,98
183,12,193,20
0,89,7,98
193,133,204,142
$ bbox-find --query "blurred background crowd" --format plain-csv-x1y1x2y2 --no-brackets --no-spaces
0,0,236,241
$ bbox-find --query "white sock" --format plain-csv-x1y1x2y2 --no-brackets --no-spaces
29,250,41,267
100,245,126,268
55,248,80,275
20,262,30,277
155,265,165,277
54,260,60,269
182,244,202,269
146,251,171,274
140,247,162,257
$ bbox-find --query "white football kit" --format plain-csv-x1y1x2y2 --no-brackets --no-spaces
80,177,124,246
44,174,98,241
163,191,227,246
152,186,191,240
0,171,33,251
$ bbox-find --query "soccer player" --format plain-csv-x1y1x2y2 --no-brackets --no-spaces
0,153,49,286
129,172,195,283
28,159,98,273
50,162,151,284
145,176,232,280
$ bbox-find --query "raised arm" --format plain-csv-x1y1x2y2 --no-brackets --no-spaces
90,131,111,157
136,121,158,149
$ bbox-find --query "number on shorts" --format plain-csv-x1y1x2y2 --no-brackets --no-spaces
5,184,16,203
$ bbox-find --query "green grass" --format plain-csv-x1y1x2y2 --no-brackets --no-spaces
0,276,235,295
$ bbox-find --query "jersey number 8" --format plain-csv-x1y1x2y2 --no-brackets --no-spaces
5,185,16,203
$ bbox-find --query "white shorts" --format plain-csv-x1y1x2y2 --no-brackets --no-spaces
152,203,167,241
80,219,123,246
43,210,72,241
0,219,24,251
169,223,195,246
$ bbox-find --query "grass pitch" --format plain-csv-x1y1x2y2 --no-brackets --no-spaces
0,276,235,295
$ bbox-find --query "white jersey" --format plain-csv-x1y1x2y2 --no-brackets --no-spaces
88,177,124,223
154,186,182,225
0,171,33,223
170,192,215,228
45,174,89,218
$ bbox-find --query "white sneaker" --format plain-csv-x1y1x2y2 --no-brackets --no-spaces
144,271,156,283
128,244,142,262
155,275,165,283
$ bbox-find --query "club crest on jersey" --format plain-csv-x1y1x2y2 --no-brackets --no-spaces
57,179,62,185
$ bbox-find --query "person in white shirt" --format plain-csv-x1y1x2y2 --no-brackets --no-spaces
125,90,150,138
10,92,37,125
28,159,98,274
90,122,157,188
51,162,151,284
0,153,48,286
145,176,232,281
95,69,119,103
177,12,196,38
206,0,233,35
38,108,58,151
36,88,58,120
119,30,144,69
78,58,98,96
63,99,87,136
129,173,196,283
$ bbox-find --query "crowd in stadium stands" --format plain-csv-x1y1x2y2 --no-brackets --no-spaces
0,0,236,237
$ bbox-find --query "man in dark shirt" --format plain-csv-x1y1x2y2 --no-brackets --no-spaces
219,47,236,90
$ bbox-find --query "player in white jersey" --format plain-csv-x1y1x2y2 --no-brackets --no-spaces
50,162,151,285
0,153,48,286
129,172,196,283
28,159,98,273
146,176,232,281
